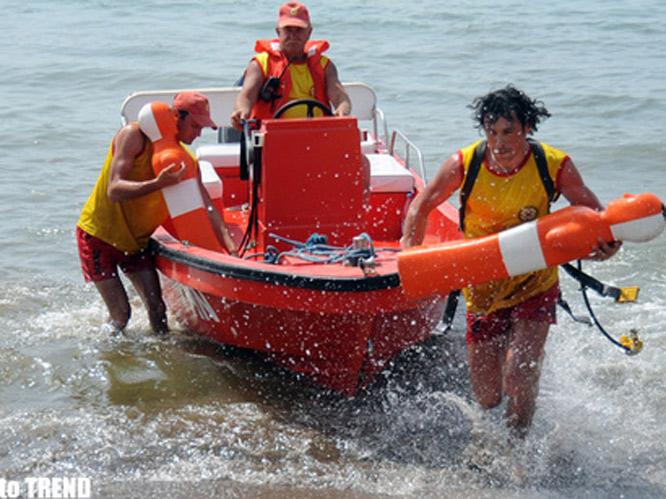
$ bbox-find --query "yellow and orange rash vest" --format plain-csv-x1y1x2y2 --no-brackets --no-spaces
250,39,330,120
77,130,174,254
458,139,569,315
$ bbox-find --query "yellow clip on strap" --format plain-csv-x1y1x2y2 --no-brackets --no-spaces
616,286,640,303
619,330,643,355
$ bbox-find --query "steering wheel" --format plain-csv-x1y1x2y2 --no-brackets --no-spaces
272,98,333,119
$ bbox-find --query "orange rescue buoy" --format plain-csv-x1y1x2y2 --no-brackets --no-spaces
138,101,225,252
398,193,665,302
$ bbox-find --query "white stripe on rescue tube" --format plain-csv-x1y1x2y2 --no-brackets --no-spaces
497,221,547,276
137,103,162,142
610,213,665,243
160,177,204,218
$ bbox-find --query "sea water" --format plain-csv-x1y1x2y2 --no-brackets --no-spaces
1,0,665,497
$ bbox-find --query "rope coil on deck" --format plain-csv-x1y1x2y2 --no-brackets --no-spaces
244,232,399,271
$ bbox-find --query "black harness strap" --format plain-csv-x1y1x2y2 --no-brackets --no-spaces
528,138,559,208
458,141,486,231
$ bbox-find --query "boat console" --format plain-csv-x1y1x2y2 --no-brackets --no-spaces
121,83,423,247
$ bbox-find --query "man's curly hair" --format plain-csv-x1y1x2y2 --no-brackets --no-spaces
470,85,551,134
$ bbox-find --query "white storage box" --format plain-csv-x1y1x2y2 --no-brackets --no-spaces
197,143,241,169
367,154,415,193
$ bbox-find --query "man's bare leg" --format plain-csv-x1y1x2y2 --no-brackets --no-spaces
468,333,509,409
126,269,168,334
503,319,550,437
94,277,131,333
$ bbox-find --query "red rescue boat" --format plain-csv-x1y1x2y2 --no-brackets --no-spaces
120,84,461,395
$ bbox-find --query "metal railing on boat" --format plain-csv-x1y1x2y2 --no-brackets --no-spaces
389,129,427,183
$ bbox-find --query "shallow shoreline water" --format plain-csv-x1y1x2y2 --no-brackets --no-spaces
1,0,665,496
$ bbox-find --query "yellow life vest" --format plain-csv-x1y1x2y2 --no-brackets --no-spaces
77,132,168,254
459,139,568,314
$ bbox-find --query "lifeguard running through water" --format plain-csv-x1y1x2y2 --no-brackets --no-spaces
401,85,622,437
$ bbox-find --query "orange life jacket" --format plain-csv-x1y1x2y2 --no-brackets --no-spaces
250,39,330,120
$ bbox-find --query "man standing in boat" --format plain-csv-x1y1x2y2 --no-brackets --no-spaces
230,1,352,126
77,92,237,335
401,86,621,437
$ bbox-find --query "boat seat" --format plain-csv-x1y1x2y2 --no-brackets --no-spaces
120,82,378,131
367,153,415,193
121,88,240,128
121,83,383,157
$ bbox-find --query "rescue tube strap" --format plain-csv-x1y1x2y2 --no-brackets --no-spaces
572,260,643,355
561,262,630,301
557,294,593,325
441,289,461,332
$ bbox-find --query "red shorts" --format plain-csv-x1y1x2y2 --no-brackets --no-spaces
466,284,560,345
76,226,156,282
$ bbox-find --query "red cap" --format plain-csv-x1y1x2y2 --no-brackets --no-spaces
278,2,310,28
172,91,217,129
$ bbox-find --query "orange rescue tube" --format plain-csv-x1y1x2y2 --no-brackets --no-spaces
138,101,225,252
398,193,665,302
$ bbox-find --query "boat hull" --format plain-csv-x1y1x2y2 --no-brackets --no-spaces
122,85,462,395
155,236,447,395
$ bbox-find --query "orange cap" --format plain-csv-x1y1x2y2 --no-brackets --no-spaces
172,91,217,129
278,2,310,28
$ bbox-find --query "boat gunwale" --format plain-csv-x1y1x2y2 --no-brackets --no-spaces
151,238,403,293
